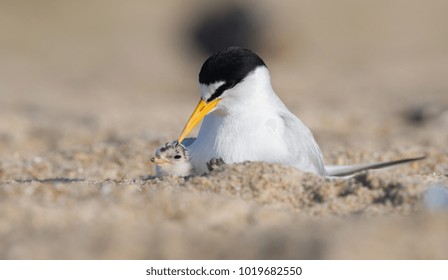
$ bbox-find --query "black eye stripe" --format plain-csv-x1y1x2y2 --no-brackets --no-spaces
206,80,238,102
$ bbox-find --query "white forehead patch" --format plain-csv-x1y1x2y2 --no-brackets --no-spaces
199,81,225,100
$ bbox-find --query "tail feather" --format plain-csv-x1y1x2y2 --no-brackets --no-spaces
325,156,426,177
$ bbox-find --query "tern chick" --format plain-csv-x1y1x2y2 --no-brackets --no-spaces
151,142,193,177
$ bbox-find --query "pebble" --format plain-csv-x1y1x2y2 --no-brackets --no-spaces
423,183,448,211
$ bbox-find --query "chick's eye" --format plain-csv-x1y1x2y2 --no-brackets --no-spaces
174,155,182,159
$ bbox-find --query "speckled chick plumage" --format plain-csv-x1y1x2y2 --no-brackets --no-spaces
151,141,193,177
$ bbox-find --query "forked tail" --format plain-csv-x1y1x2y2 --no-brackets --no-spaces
325,156,426,177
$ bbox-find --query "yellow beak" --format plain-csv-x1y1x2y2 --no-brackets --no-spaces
178,98,221,143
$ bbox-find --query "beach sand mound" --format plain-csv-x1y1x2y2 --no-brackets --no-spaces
1,159,447,259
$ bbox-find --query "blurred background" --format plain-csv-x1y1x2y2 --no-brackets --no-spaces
1,0,448,260
0,0,447,164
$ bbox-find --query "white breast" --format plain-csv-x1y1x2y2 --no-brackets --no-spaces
188,110,290,174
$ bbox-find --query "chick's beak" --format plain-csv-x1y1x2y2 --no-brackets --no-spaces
178,98,221,143
150,156,170,165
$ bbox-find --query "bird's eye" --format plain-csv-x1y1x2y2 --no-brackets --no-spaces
174,155,182,159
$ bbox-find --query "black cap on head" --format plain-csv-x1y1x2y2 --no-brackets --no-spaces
199,47,266,85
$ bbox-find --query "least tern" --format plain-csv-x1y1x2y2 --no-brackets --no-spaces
151,141,193,177
178,47,326,175
177,47,425,177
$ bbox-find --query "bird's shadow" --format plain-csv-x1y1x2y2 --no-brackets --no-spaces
140,175,157,181
5,178,86,184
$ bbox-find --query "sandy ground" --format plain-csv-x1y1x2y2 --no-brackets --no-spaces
0,0,447,259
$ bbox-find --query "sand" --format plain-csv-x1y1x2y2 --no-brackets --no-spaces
0,0,447,259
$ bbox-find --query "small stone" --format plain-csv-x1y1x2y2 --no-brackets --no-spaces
423,183,448,211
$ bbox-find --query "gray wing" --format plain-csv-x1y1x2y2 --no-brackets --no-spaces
280,111,327,175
